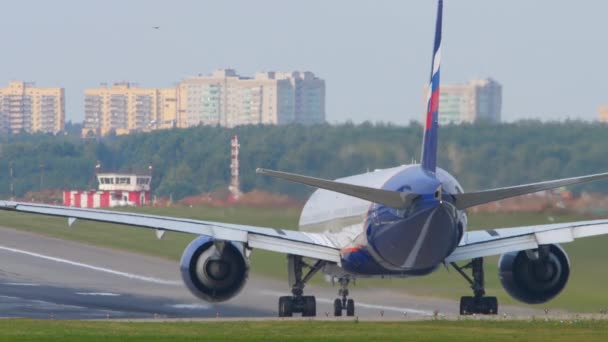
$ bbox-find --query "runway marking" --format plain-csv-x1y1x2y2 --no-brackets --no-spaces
0,294,88,310
0,295,26,300
0,245,433,317
76,292,121,297
258,290,433,316
0,245,182,286
170,304,212,310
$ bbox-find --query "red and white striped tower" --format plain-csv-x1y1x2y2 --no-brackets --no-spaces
229,134,242,200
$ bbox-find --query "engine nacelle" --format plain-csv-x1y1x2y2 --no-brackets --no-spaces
180,236,249,303
498,244,570,304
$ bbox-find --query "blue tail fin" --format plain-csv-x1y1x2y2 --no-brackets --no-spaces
421,0,443,173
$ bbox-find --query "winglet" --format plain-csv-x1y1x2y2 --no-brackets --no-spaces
420,0,443,173
257,168,419,208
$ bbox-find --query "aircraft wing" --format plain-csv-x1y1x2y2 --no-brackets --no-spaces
0,201,341,264
446,219,608,262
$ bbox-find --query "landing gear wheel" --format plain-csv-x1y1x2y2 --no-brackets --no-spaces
346,299,355,317
278,255,326,317
302,296,316,317
279,296,293,317
333,277,355,317
459,296,498,315
452,258,499,315
334,298,342,317
459,296,474,315
481,297,498,315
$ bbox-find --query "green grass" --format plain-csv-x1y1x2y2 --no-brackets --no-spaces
2,205,608,312
1,319,607,341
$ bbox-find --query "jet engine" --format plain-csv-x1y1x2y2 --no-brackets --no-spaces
180,236,249,303
498,244,570,304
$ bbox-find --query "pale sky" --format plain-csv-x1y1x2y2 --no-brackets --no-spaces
1,0,606,124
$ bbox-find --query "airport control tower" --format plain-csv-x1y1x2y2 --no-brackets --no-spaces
64,169,152,208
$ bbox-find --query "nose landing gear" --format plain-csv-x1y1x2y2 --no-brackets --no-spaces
333,278,355,316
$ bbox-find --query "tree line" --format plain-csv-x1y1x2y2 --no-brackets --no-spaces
1,120,607,200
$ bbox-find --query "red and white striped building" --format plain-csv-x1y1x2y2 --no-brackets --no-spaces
63,173,151,208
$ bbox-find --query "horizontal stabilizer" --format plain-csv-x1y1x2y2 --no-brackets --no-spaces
453,171,608,209
256,168,419,208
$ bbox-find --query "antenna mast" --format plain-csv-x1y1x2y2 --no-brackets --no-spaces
229,134,242,200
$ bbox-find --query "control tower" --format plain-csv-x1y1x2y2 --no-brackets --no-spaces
64,172,151,208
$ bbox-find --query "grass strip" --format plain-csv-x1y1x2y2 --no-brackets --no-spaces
1,319,608,342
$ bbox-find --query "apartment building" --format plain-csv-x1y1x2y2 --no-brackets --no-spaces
0,81,64,134
425,78,502,125
83,70,325,136
277,71,325,125
599,106,608,123
179,69,325,128
82,82,178,137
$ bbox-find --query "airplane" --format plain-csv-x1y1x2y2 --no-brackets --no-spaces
2,0,608,317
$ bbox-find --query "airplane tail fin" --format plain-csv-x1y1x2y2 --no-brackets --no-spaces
420,0,443,173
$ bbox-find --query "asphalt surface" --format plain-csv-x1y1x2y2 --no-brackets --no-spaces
0,226,540,319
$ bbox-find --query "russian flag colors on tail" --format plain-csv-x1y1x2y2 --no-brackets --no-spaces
421,0,443,173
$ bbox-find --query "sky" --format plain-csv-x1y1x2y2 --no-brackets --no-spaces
0,0,606,125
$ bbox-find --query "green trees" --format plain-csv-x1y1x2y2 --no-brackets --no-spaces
0,121,607,200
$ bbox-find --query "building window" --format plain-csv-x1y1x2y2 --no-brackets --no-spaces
116,177,130,185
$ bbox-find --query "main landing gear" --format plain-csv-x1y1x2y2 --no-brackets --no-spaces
333,277,355,317
278,255,325,317
451,258,498,315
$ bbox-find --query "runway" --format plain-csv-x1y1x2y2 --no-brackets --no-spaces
0,226,539,319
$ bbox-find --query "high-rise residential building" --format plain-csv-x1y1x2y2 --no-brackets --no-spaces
82,82,178,137
178,69,325,128
84,70,325,136
277,71,326,125
424,78,502,125
0,81,64,134
178,69,237,128
599,106,608,123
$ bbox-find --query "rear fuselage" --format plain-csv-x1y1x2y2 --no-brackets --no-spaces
299,164,467,277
